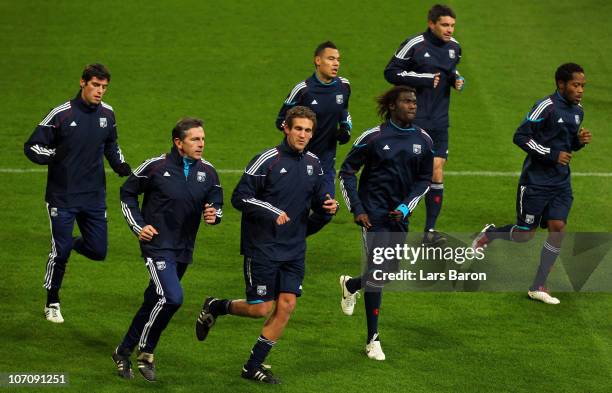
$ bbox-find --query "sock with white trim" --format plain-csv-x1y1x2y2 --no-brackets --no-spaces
245,335,276,370
530,241,561,291
425,182,443,231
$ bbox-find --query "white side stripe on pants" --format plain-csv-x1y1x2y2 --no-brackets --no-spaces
43,203,57,289
139,258,166,349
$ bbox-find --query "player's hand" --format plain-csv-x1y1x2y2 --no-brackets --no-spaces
578,128,592,145
558,151,572,165
276,212,290,225
203,203,217,224
433,73,441,88
455,76,465,91
388,210,404,222
322,194,338,215
117,162,132,177
336,124,351,145
139,225,159,242
355,213,372,229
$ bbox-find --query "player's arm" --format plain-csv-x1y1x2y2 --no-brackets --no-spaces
310,164,338,216
513,103,564,164
336,79,352,145
24,108,63,165
104,118,131,177
384,43,438,88
231,153,287,224
338,132,372,219
275,82,307,131
120,159,154,238
203,166,224,225
572,113,590,151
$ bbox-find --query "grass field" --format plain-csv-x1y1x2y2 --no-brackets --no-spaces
1,0,611,392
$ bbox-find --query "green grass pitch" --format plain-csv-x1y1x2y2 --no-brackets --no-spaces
0,1,611,392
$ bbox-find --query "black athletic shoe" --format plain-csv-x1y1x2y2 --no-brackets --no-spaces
422,230,447,247
111,350,134,379
195,297,218,341
241,365,281,384
137,352,156,382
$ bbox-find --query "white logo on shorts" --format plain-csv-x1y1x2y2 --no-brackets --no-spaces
525,214,535,224
156,260,166,271
256,285,267,296
50,207,58,217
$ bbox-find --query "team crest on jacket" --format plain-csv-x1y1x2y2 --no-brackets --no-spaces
336,94,344,104
413,144,422,154
196,171,206,182
99,117,107,128
449,49,455,59
257,285,267,296
156,260,166,271
307,165,313,176
575,114,580,125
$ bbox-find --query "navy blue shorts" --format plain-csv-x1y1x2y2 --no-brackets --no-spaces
516,184,573,229
243,256,305,303
427,128,448,159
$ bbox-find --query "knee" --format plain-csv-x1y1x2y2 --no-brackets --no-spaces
89,247,107,261
277,296,297,315
164,291,184,308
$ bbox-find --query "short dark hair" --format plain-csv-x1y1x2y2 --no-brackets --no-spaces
285,106,317,132
555,63,584,85
314,41,337,57
377,85,417,120
172,117,204,141
81,63,111,83
428,4,456,22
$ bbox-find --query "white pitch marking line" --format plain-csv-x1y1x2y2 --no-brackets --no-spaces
0,168,611,177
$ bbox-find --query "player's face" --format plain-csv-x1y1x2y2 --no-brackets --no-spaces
80,76,109,105
428,16,456,42
175,126,205,160
559,72,586,105
315,48,340,82
390,91,417,125
284,117,314,152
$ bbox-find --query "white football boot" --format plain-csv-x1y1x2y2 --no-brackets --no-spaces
44,303,64,323
339,275,360,316
365,334,385,361
528,288,560,305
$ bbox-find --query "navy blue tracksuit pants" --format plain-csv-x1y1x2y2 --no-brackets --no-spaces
43,203,107,290
119,256,187,354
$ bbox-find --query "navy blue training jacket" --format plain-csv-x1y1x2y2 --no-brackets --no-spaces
24,93,127,207
232,140,331,261
339,121,433,223
514,91,586,188
384,29,462,130
120,146,223,263
275,73,351,167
